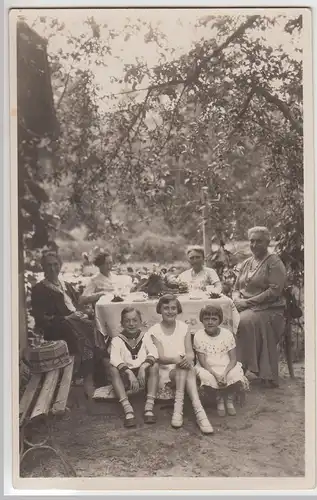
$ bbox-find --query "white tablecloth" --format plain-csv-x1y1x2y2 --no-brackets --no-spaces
95,293,240,338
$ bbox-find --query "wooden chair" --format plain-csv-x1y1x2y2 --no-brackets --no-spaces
282,286,303,379
19,357,77,477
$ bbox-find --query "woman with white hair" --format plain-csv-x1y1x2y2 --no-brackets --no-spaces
233,227,286,387
177,245,222,293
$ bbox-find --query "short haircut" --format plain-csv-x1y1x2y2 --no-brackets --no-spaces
186,245,205,258
93,251,112,268
156,294,182,314
199,304,223,324
248,226,270,242
41,250,62,269
120,307,142,325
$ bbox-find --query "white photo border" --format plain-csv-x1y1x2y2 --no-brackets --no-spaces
2,0,316,496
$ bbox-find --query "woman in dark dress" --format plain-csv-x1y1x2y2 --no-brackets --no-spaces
31,250,96,396
233,227,287,387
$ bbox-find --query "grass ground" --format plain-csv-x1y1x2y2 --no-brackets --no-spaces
21,361,305,478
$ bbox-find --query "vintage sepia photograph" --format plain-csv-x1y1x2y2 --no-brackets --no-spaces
9,5,314,489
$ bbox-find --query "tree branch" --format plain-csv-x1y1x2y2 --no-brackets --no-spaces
107,15,260,97
106,80,186,97
88,16,262,186
196,15,260,76
130,90,152,141
227,89,255,139
88,90,153,186
254,86,303,135
55,71,72,110
161,84,187,149
54,36,94,110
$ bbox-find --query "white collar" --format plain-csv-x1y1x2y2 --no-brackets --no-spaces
191,266,205,277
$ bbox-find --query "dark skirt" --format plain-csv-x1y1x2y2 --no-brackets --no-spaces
44,313,95,376
236,308,285,383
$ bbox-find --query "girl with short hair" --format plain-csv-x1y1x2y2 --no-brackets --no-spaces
194,305,249,417
148,294,214,434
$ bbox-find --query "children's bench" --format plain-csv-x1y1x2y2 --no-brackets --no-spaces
19,357,77,477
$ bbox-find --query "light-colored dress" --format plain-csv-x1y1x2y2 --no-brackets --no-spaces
148,320,188,399
82,272,132,296
177,266,221,292
194,327,248,390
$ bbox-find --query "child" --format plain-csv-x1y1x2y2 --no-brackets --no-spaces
194,305,249,417
148,294,214,434
110,307,159,428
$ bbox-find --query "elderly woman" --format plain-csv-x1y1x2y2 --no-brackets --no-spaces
233,227,286,387
31,250,96,396
79,249,132,306
177,246,222,293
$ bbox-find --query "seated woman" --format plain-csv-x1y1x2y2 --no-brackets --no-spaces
233,226,287,387
194,305,249,417
110,307,159,428
31,250,96,397
148,294,214,434
79,248,133,387
177,246,222,293
78,248,132,307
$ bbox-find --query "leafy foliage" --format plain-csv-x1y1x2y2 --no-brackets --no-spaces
20,13,304,287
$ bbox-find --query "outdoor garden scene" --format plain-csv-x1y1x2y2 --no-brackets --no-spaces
17,10,304,478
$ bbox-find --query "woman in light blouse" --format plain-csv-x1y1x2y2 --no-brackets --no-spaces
177,246,222,293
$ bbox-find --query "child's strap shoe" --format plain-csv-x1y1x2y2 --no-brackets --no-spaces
171,412,183,428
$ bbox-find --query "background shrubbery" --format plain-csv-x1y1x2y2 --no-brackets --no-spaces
55,230,258,266
129,231,187,263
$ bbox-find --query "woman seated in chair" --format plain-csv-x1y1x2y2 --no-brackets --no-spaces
78,248,133,387
31,250,97,397
78,248,132,306
177,246,222,293
233,226,287,387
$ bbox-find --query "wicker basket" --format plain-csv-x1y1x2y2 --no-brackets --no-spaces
22,340,72,374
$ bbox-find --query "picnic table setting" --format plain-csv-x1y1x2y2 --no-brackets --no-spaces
92,264,240,400
95,286,240,339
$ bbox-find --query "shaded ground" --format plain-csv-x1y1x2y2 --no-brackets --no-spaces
21,361,305,478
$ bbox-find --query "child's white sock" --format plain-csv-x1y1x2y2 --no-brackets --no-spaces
119,397,134,418
173,389,184,415
145,395,155,414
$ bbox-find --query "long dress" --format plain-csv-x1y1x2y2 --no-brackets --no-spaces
31,279,96,376
194,327,249,390
234,253,286,382
147,320,188,399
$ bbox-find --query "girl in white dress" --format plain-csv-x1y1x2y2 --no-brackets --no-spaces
194,304,249,417
148,294,214,434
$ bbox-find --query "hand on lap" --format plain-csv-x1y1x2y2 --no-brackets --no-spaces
137,365,147,388
127,370,140,392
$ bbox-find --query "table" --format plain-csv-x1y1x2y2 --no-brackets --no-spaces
95,293,240,338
